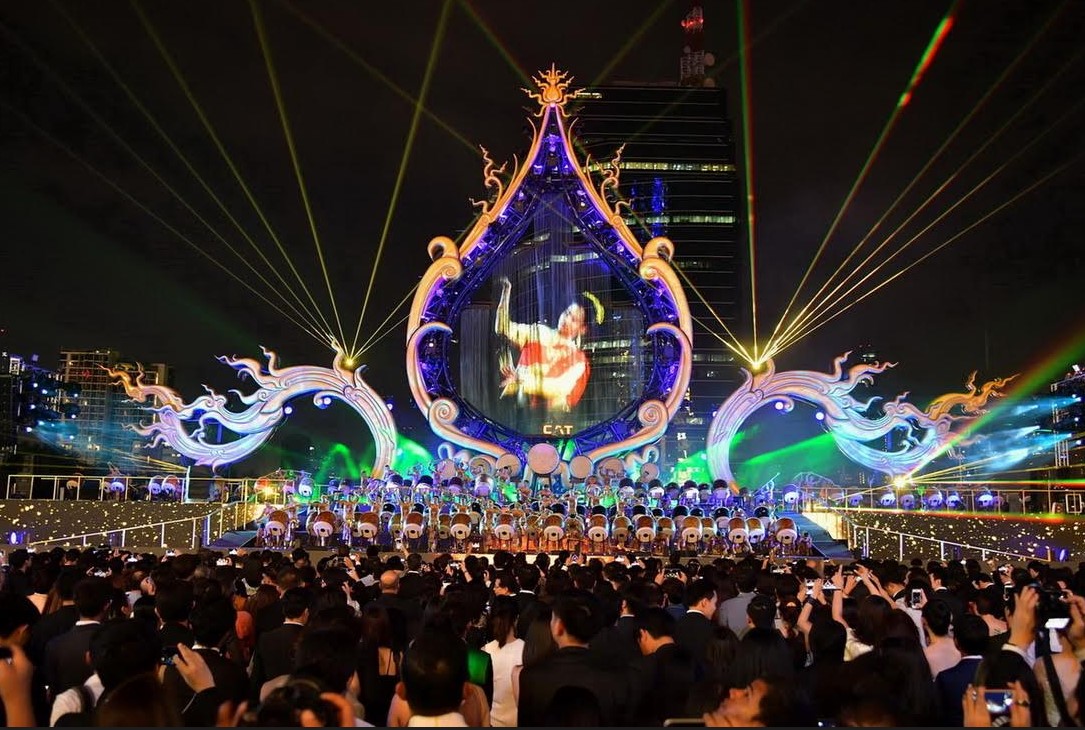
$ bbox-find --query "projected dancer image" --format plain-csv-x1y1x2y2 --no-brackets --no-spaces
494,276,602,411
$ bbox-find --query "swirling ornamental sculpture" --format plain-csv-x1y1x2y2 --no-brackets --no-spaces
109,346,397,475
706,353,1016,488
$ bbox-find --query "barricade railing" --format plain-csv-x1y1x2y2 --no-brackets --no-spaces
20,502,258,550
805,502,1053,564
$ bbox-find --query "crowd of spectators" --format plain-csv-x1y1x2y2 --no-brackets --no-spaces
1,543,1085,726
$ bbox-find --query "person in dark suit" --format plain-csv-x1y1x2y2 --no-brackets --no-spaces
514,564,543,639
164,598,248,708
397,553,429,602
518,590,633,727
249,587,311,702
27,568,81,667
155,579,195,651
43,577,113,695
589,584,650,670
374,571,415,649
635,607,697,725
673,578,719,672
934,613,990,727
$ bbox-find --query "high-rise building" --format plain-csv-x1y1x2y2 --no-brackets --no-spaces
570,2,742,462
58,348,119,461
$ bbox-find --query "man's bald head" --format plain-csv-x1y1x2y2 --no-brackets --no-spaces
380,570,400,592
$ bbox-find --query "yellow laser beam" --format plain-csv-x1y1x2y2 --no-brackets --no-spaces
350,0,454,356
771,3,1069,352
358,282,420,355
47,1,329,336
360,314,410,355
771,98,1085,355
251,0,348,351
776,44,1084,348
131,0,338,343
675,265,754,363
771,153,1082,357
278,0,478,157
1,100,334,349
767,5,957,356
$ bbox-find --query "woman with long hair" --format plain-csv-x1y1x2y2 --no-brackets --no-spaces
357,602,401,726
510,604,556,707
483,596,524,727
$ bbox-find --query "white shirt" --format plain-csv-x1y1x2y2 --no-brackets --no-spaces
50,673,104,726
483,638,525,727
407,711,468,726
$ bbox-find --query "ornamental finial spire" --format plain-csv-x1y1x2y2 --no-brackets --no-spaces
522,64,578,113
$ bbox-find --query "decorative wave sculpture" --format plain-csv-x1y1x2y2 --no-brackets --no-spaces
706,352,1016,489
109,346,397,474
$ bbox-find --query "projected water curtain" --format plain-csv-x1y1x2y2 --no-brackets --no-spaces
109,345,397,475
706,352,1016,488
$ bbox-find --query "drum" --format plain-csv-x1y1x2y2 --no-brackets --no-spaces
746,517,765,544
298,477,315,499
494,513,516,542
899,492,916,510
611,515,631,543
727,516,748,544
355,512,380,540
775,516,798,546
782,485,801,506
700,516,717,538
640,463,660,482
879,490,897,507
657,516,675,539
527,444,561,476
437,513,452,540
450,513,472,541
925,490,944,509
542,514,564,544
569,455,593,480
266,509,289,542
680,515,702,545
310,510,338,545
495,453,523,478
635,515,655,544
403,511,424,540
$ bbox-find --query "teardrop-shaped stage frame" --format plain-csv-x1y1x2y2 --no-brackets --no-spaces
405,66,693,466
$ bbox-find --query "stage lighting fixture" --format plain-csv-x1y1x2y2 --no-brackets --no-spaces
815,411,825,421
774,401,785,410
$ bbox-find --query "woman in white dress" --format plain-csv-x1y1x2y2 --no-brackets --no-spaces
483,596,525,727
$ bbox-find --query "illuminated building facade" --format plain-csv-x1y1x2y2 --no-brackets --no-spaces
58,349,177,467
573,82,741,461
1050,365,1085,481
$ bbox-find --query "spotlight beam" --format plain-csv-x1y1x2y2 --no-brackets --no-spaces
47,1,329,336
251,0,347,351
350,0,454,358
131,0,338,341
771,151,1083,361
675,261,753,363
767,4,958,353
736,0,759,359
278,0,478,156
360,314,410,355
774,3,1069,350
1,100,333,348
771,99,1085,355
778,43,1083,348
591,0,676,85
358,282,420,354
691,315,757,362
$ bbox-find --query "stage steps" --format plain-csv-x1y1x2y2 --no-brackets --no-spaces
785,512,854,559
207,530,258,550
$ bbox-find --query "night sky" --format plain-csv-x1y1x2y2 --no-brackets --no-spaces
1,1,1083,463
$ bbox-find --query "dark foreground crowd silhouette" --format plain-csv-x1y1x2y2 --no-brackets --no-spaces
1,542,1084,727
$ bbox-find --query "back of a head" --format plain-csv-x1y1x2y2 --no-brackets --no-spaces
954,614,991,656
808,618,846,663
552,589,604,644
488,595,519,646
155,579,195,623
727,627,796,689
95,672,182,727
521,606,557,667
921,597,953,638
190,597,236,647
879,609,923,651
541,684,604,726
734,567,758,594
684,578,717,609
402,630,468,717
755,676,816,727
276,565,303,592
515,563,540,592
74,577,114,620
638,606,676,640
293,626,359,694
0,593,39,639
281,587,313,620
90,619,161,692
746,594,777,630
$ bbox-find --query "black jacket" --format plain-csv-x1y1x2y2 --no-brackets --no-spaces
518,645,633,727
43,622,100,694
